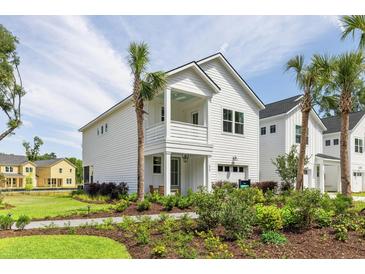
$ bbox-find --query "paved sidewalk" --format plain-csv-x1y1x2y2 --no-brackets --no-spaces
18,212,198,230
328,192,365,202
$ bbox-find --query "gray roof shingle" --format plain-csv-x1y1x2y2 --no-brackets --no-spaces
260,95,302,119
0,153,29,165
322,111,365,134
34,158,64,167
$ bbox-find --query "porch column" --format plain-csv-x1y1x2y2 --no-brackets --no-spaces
206,156,212,192
337,165,342,193
204,98,211,143
164,88,171,139
164,151,171,195
319,163,325,194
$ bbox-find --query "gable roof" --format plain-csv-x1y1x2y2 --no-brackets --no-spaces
316,153,340,161
322,111,365,134
0,153,33,166
79,52,264,132
259,95,302,119
197,53,265,110
34,158,75,168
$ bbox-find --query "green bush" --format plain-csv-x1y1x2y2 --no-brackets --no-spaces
281,205,302,230
333,224,348,241
151,243,167,258
220,192,256,239
235,188,265,206
161,195,177,211
114,199,130,212
135,224,150,245
256,205,283,231
15,215,31,230
136,200,151,212
0,214,15,230
193,190,222,230
176,196,192,209
334,213,359,231
332,194,353,214
260,231,287,245
313,208,333,228
145,192,162,203
198,230,233,259
128,193,138,202
179,213,195,232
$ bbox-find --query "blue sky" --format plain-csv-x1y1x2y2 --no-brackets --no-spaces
0,16,358,159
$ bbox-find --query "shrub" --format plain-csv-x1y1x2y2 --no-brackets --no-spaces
86,183,101,197
281,205,302,230
260,231,287,245
332,194,353,214
220,192,256,239
179,214,195,232
235,188,265,206
136,200,151,212
313,208,333,228
114,199,130,213
193,190,222,230
117,216,135,232
176,196,192,209
198,230,233,259
334,213,360,231
333,224,348,241
256,205,283,231
145,192,162,203
135,224,150,245
177,246,198,259
253,181,278,193
151,243,167,258
161,195,177,211
212,180,237,190
85,182,129,200
0,214,15,230
128,193,138,202
15,215,31,230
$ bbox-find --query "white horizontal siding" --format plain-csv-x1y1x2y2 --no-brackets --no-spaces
200,59,260,183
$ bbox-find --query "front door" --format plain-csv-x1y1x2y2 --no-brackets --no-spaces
171,157,181,192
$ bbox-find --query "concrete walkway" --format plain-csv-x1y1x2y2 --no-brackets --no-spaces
18,212,198,230
327,192,365,202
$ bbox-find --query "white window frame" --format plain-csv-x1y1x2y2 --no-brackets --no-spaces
355,138,363,153
325,140,331,146
260,127,266,135
222,107,245,136
5,166,13,173
333,139,339,146
270,125,276,134
222,108,233,133
234,111,244,135
192,112,199,125
153,156,162,174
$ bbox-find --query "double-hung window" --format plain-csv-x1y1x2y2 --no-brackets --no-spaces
261,127,266,135
161,106,165,122
5,166,13,172
234,111,244,135
295,125,301,144
333,139,339,145
325,140,331,146
355,138,363,153
270,125,276,134
153,156,162,174
223,109,233,133
192,112,199,125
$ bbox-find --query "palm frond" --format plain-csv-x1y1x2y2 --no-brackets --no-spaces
140,71,167,101
128,41,150,76
340,15,365,50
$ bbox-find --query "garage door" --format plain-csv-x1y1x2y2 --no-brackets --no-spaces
352,172,363,193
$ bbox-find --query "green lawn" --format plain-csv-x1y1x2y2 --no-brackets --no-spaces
353,192,365,197
0,235,131,259
0,193,111,219
354,201,365,212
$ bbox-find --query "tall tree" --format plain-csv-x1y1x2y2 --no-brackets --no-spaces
0,24,26,140
317,52,365,196
341,15,365,50
67,157,83,184
23,136,44,161
127,42,167,201
285,55,325,191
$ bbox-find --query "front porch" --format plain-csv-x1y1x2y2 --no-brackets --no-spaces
0,175,24,189
314,154,341,193
145,152,211,196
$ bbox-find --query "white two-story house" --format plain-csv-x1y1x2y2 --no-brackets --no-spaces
259,95,341,193
79,53,265,195
322,111,365,192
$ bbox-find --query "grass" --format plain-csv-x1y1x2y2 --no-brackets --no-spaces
0,235,131,259
353,192,365,197
354,201,365,212
0,193,111,219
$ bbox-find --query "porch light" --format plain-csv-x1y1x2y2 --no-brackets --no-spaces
182,154,189,163
232,155,238,162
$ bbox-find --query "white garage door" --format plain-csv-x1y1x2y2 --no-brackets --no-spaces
352,172,363,193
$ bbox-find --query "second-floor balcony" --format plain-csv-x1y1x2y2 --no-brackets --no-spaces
145,87,211,148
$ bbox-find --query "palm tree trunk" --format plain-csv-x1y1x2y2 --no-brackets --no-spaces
136,100,145,201
0,126,16,141
340,110,351,196
296,109,310,191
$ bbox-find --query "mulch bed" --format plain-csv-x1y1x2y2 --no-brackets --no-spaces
35,203,191,221
1,226,365,259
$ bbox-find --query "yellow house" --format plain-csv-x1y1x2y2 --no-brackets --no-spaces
0,153,76,189
0,153,37,189
34,158,76,188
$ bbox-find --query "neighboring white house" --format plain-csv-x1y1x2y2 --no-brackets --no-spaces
259,95,342,193
322,111,365,192
79,53,265,195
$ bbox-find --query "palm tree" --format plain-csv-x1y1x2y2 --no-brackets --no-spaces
317,52,365,196
285,55,327,191
341,15,365,50
127,42,167,201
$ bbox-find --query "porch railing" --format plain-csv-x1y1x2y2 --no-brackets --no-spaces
145,122,165,145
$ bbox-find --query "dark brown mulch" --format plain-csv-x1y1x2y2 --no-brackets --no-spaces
36,203,191,221
1,226,365,259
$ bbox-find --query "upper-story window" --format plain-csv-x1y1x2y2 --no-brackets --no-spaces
59,168,63,173
325,140,331,146
70,169,72,173
223,109,233,133
260,127,266,135
192,112,199,125
234,111,244,135
270,125,276,134
295,125,301,144
355,138,363,153
105,123,108,133
25,167,33,173
153,156,162,174
97,128,99,135
161,106,165,122
333,139,339,146
5,166,13,173
101,125,104,134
